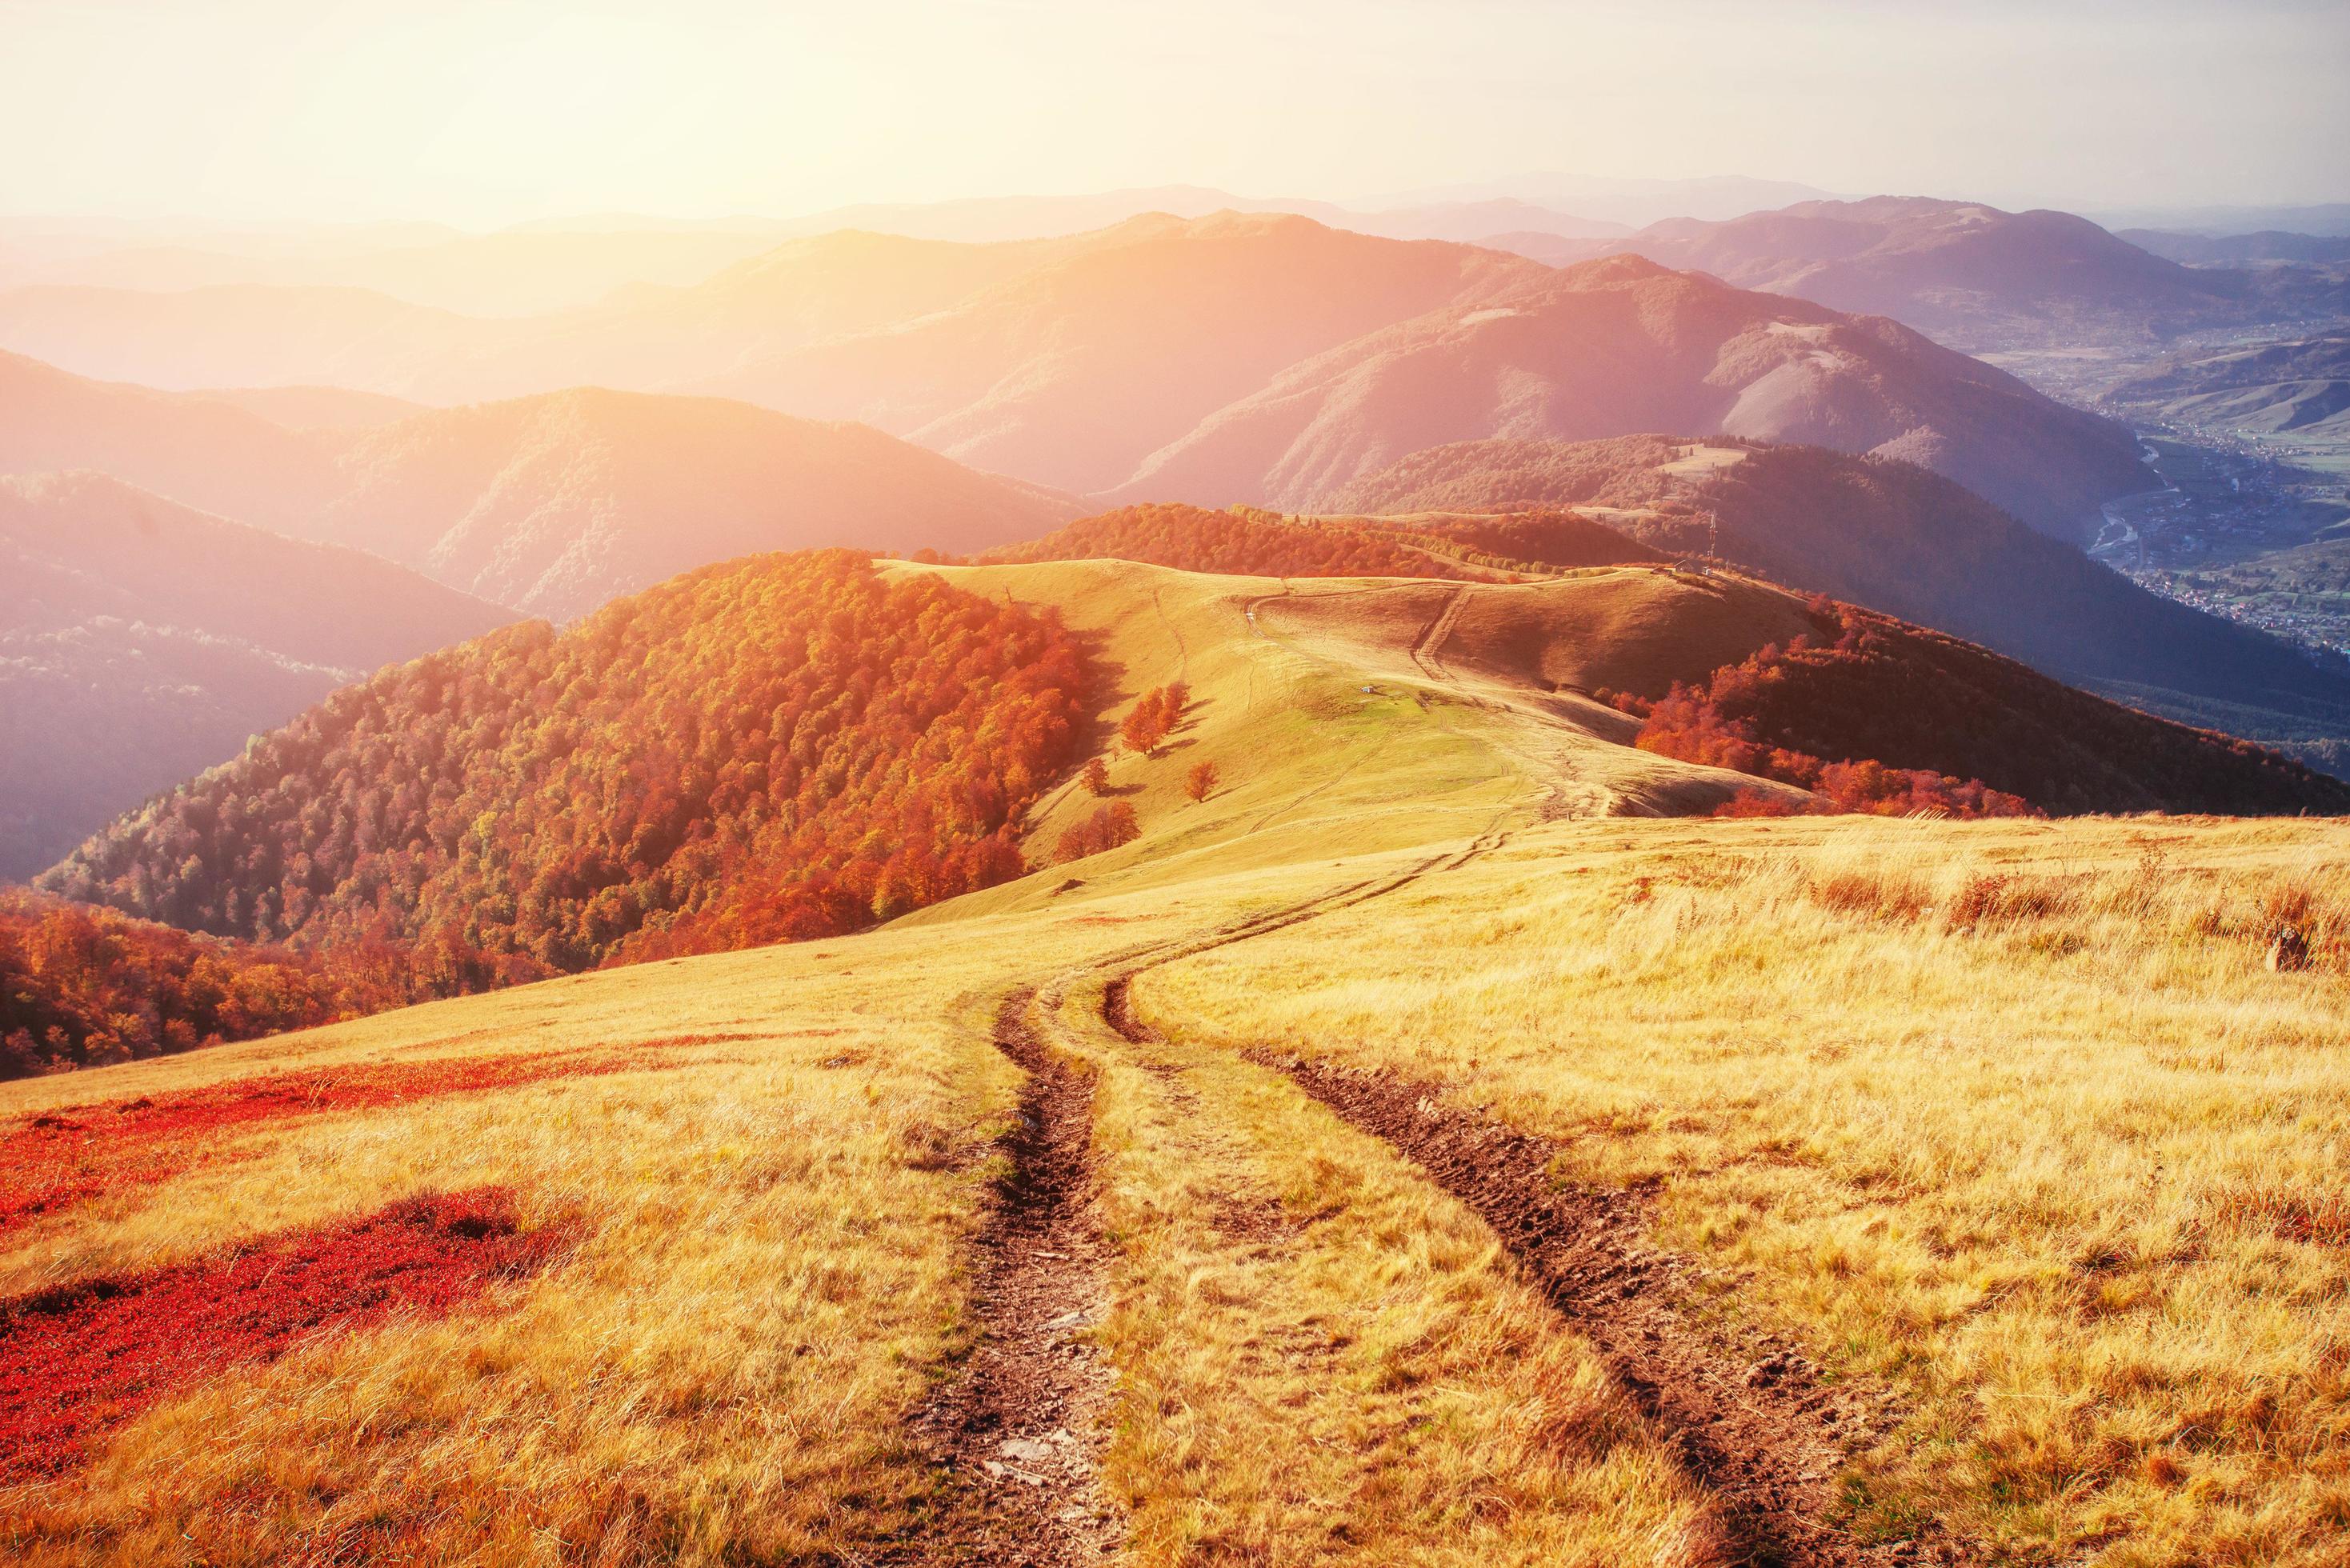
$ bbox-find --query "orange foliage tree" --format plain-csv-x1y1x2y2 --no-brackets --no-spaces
0,889,408,1080
45,551,1092,979
1617,601,2036,818
1055,803,1140,863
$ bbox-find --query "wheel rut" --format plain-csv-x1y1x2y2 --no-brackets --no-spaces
1260,1061,1973,1568
881,989,1118,1566
1083,829,1976,1568
1407,582,1472,682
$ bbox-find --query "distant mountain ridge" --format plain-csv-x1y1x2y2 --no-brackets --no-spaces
0,353,1081,621
0,212,2155,542
1481,196,2345,349
1111,250,2148,539
316,386,1082,619
0,471,510,877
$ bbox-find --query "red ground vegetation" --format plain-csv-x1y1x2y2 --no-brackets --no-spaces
46,551,1091,976
0,1050,680,1238
0,888,425,1082
0,1186,570,1480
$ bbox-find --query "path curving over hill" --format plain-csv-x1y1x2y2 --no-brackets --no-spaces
947,819,1980,1565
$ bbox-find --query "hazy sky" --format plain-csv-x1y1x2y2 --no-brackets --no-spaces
1,0,2343,225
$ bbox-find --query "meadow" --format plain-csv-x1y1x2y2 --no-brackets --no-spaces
3,558,2344,1566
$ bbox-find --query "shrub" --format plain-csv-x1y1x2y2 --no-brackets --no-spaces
1186,760,1220,802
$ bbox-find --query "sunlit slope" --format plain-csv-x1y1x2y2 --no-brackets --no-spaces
887,558,1797,922
8,798,2344,1564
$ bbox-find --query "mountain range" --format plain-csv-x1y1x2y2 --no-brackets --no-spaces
1108,250,2147,538
0,352,1080,619
1483,197,2345,348
0,213,2156,541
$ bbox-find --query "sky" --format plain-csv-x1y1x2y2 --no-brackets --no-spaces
0,0,2343,226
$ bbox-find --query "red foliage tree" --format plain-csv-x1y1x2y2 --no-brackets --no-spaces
1055,802,1141,863
0,889,412,1081
44,551,1095,979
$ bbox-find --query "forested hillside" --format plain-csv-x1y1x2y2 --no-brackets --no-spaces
0,888,408,1079
1618,598,2350,817
42,552,1091,974
981,501,1658,578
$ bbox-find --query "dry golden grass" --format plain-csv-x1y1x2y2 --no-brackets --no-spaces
0,947,1040,1564
1135,815,2350,1567
1039,966,1723,1566
9,557,2348,1565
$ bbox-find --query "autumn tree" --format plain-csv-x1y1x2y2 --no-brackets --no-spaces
1082,758,1111,796
1185,760,1219,802
1054,802,1140,863
0,888,406,1080
42,550,1095,982
1121,694,1170,757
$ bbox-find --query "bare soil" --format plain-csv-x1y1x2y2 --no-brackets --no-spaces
1261,1055,1975,1568
875,988,1119,1566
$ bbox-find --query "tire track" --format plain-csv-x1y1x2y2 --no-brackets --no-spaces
1407,582,1472,683
1081,830,1976,1568
881,990,1118,1566
1263,1062,1971,1568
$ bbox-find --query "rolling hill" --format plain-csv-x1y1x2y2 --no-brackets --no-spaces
1115,254,2150,540
0,354,1081,620
0,471,510,878
40,551,1091,970
313,387,1081,619
1325,435,2350,760
47,550,2344,968
9,544,2348,1566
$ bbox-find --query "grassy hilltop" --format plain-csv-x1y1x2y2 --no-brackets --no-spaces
3,553,2345,1567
